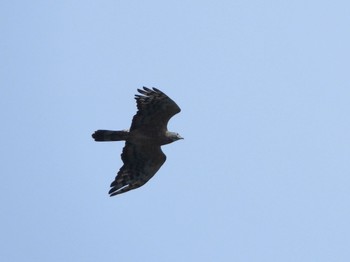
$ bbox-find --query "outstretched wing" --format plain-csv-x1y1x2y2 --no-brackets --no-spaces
130,87,181,134
109,142,166,196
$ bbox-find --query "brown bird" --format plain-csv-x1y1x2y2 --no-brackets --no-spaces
92,87,183,196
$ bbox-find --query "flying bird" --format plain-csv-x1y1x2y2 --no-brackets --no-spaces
92,87,183,196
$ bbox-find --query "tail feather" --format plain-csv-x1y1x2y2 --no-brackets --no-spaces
92,130,129,142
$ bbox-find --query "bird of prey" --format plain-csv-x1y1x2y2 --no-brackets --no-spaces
92,87,183,196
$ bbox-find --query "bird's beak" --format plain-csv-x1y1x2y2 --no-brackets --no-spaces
178,135,184,140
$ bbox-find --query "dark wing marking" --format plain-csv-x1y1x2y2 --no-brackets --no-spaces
109,141,166,196
130,87,181,133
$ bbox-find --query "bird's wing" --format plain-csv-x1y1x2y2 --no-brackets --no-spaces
130,87,181,134
109,141,166,196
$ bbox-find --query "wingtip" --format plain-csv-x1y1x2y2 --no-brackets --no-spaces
137,88,148,96
108,188,117,197
109,192,117,197
137,88,144,93
152,87,162,93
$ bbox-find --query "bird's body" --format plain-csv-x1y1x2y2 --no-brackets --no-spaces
92,87,182,196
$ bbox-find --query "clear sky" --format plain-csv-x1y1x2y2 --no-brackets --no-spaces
1,0,350,261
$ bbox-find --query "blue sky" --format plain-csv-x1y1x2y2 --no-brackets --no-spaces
1,0,350,261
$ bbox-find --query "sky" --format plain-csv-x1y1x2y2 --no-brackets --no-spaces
1,0,350,261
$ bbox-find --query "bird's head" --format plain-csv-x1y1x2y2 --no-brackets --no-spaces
165,131,184,144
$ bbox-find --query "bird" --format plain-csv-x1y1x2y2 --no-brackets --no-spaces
92,87,183,196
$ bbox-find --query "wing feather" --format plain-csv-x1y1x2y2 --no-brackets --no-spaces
109,141,166,196
130,87,181,133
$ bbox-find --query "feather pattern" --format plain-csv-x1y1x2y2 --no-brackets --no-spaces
92,87,182,196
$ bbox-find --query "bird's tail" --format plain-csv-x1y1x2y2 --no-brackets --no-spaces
92,130,129,142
